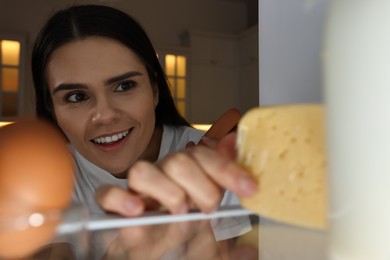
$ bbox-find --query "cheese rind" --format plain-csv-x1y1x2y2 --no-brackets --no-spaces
237,104,327,229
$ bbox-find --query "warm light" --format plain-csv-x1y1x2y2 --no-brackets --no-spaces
1,40,20,66
177,79,186,99
1,68,19,91
192,124,212,132
164,54,187,117
165,54,186,77
0,121,13,127
177,56,186,77
165,54,176,76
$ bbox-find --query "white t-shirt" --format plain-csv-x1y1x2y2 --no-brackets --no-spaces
71,124,251,240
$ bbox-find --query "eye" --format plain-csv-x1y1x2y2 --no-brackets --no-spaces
114,80,136,92
65,92,89,103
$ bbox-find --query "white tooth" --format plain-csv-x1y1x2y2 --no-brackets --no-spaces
94,129,130,144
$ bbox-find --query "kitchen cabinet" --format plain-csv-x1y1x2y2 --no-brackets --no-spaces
185,27,258,123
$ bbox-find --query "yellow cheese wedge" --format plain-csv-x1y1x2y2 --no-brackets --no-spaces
237,104,327,230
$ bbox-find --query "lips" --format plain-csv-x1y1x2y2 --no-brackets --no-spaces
92,129,130,144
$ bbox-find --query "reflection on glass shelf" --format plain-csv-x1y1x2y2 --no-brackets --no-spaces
26,208,259,260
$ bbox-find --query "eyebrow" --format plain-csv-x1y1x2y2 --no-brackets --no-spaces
104,71,143,85
52,71,143,95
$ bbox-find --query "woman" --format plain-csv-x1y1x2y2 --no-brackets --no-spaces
32,5,257,219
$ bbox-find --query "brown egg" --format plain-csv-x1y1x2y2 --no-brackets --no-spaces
0,118,75,258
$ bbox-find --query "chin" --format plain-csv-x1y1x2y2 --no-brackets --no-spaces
109,169,129,179
102,163,130,179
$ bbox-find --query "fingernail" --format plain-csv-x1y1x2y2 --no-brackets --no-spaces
239,176,258,196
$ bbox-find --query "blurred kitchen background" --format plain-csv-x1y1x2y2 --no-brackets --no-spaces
0,0,329,124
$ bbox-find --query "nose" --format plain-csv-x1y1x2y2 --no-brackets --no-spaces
91,97,120,124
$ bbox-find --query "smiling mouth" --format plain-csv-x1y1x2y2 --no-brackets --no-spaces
92,129,130,144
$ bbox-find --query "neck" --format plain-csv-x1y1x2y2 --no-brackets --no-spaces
115,125,163,178
140,125,163,162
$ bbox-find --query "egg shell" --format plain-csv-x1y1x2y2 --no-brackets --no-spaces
0,118,75,258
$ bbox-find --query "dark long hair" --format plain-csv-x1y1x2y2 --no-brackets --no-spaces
32,4,190,129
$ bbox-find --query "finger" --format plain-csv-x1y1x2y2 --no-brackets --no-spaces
118,222,193,259
216,132,238,160
158,152,223,213
118,225,154,247
127,161,189,214
112,226,154,259
95,185,144,217
122,190,162,211
187,223,221,259
152,222,192,257
230,245,259,260
142,196,162,211
189,145,257,197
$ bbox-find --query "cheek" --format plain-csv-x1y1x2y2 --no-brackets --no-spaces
53,107,85,142
122,91,156,123
144,97,156,115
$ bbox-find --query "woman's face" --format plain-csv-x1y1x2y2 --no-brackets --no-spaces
46,36,158,176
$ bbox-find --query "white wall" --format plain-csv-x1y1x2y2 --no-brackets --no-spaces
259,0,329,106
